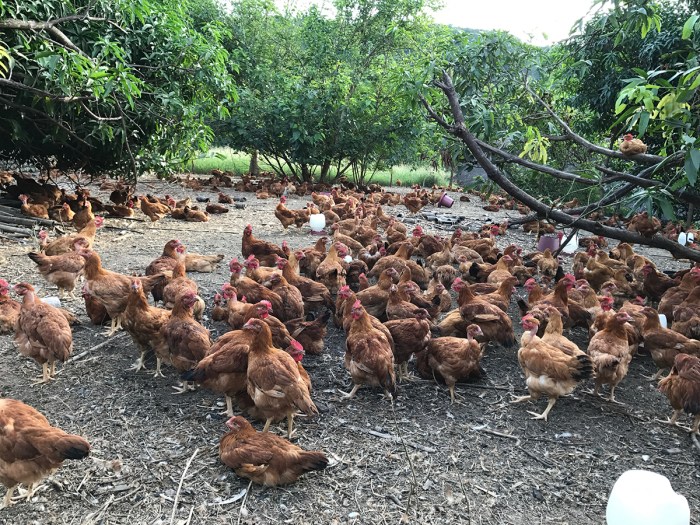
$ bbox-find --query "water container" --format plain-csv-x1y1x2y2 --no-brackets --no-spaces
560,231,579,255
309,213,326,233
343,255,353,264
658,314,668,329
437,192,454,208
606,470,689,525
537,235,559,252
678,232,687,246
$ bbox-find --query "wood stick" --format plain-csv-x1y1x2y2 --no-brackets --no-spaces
345,424,437,453
170,448,199,525
67,333,127,363
0,223,32,236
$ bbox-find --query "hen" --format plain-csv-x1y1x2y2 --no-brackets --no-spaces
182,329,253,416
658,353,700,433
122,279,171,373
13,282,73,383
81,250,166,336
161,291,210,392
27,241,88,299
383,309,431,381
451,278,515,346
262,273,304,322
39,216,103,256
229,258,285,317
243,319,317,438
619,133,647,156
639,306,700,380
278,255,334,313
18,194,49,219
138,195,171,224
627,211,661,237
274,196,309,230
185,252,224,273
145,239,184,303
0,279,21,334
588,311,634,402
284,310,331,356
220,416,327,485
242,224,286,266
162,261,204,319
0,399,90,508
343,300,397,400
511,315,592,421
416,325,484,403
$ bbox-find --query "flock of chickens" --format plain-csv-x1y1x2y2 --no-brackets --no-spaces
1,170,700,512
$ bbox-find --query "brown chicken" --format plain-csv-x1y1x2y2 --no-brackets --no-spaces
182,329,253,416
274,196,309,230
27,241,88,299
262,273,304,322
243,319,317,438
229,258,285,317
81,250,166,336
588,311,634,402
183,205,209,222
619,133,647,156
284,310,331,356
384,309,431,380
13,283,73,383
243,301,298,352
48,202,75,223
451,277,515,346
162,261,203,319
145,240,184,303
627,211,661,237
39,216,103,256
278,255,334,313
18,194,49,219
185,252,225,273
671,285,700,339
511,315,592,421
72,200,94,231
81,282,110,326
161,291,210,392
242,224,286,266
343,300,397,400
138,195,171,224
0,399,90,508
639,306,700,379
212,292,228,322
416,325,484,403
122,279,171,373
658,353,700,433
0,279,21,334
220,416,327,486
641,263,676,302
659,268,700,317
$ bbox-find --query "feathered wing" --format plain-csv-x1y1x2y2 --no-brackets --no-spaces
248,351,317,415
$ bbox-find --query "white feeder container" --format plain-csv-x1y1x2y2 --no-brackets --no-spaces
309,213,326,232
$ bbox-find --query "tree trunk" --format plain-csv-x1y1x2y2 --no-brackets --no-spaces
320,159,331,182
248,149,260,176
300,163,312,183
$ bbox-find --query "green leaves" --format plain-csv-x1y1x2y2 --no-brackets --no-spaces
682,14,699,39
686,148,700,186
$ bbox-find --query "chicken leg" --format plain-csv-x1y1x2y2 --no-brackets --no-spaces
527,397,557,421
152,358,165,378
130,350,148,372
220,395,234,417
32,363,53,385
262,418,273,433
2,486,15,509
339,384,361,400
448,384,457,404
692,415,700,435
287,414,295,439
172,381,195,394
510,394,533,404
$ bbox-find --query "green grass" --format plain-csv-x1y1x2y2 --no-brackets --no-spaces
191,147,451,187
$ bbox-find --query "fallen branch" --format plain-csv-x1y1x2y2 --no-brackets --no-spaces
421,71,700,262
0,223,32,236
67,333,127,363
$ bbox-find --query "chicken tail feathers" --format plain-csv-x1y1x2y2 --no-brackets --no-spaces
594,353,620,370
27,252,46,266
57,435,90,460
181,368,204,382
573,354,594,381
300,451,329,472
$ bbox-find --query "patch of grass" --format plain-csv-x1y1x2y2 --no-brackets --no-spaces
191,148,451,187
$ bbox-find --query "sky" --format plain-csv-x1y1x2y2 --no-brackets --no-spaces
430,0,597,45
275,0,598,46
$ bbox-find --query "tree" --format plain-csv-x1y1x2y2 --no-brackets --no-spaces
0,0,236,180
219,0,438,184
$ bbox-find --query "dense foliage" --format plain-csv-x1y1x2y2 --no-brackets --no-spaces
0,0,235,179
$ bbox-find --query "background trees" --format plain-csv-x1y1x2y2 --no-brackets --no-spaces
0,0,235,179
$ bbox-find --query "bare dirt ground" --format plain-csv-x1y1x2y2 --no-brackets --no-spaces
0,176,698,525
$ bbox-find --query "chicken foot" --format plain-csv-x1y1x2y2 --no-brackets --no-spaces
103,315,123,337
397,362,416,382
510,394,534,404
219,395,234,417
129,349,148,372
642,368,666,381
1,486,15,509
339,384,361,400
32,362,55,385
692,415,700,435
172,381,196,394
527,397,557,422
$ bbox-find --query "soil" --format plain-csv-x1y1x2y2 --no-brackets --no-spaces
0,176,698,525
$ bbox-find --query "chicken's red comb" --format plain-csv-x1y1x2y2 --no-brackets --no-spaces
261,300,272,309
290,340,303,352
352,299,362,308
0,279,9,288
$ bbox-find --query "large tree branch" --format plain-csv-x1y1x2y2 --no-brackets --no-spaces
425,70,700,262
0,78,88,103
525,83,665,164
